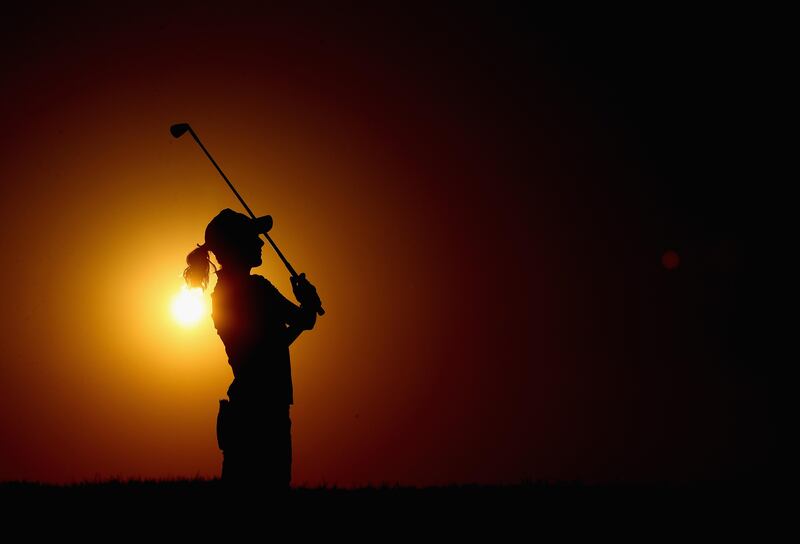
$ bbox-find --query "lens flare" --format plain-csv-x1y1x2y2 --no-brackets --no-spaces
171,286,206,326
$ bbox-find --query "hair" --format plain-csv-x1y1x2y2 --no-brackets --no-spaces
183,243,217,290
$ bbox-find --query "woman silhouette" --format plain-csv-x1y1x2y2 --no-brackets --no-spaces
183,208,320,490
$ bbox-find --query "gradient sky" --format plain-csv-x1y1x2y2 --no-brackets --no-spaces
0,6,766,485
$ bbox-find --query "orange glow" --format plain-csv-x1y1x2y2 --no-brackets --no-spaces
0,9,751,488
0,28,646,486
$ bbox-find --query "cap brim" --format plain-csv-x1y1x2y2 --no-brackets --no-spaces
252,215,273,234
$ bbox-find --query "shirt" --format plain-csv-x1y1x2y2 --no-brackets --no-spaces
211,270,298,405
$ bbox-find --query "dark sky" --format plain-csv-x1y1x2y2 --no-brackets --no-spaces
0,5,769,485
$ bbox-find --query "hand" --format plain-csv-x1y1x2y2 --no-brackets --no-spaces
291,273,321,310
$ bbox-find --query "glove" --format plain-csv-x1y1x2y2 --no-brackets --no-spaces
291,273,321,310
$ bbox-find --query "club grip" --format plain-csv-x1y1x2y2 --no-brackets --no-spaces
293,273,325,316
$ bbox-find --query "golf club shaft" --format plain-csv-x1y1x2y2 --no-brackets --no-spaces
187,128,297,273
183,126,325,316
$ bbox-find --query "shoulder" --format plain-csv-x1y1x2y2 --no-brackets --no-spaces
250,274,276,289
250,274,282,297
251,275,295,308
250,274,270,284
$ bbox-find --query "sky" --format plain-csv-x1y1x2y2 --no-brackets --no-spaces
0,5,768,485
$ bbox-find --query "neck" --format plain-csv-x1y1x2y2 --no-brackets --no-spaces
220,264,251,279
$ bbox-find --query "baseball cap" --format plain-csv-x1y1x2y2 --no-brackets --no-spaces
204,208,272,253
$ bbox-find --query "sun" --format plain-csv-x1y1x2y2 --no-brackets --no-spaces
171,285,207,326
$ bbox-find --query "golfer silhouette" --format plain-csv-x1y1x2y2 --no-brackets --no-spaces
183,208,320,491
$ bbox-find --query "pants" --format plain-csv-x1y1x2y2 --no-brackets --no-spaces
217,398,292,490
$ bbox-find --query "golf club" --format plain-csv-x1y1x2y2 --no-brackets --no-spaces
171,123,325,316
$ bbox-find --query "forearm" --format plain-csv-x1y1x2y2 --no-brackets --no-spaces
286,326,303,347
286,306,317,346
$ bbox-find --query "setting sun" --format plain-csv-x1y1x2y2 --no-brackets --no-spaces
171,286,207,326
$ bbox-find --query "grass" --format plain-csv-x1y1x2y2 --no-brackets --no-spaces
0,478,782,535
0,477,767,506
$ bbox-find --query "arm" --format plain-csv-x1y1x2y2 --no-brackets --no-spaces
284,303,317,346
259,274,320,347
269,277,318,347
286,273,321,345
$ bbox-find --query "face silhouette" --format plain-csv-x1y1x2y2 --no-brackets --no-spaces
221,233,264,270
242,234,265,268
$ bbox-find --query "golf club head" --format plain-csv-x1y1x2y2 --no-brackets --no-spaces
170,123,191,139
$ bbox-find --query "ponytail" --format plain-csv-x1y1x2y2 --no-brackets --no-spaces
183,243,217,290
